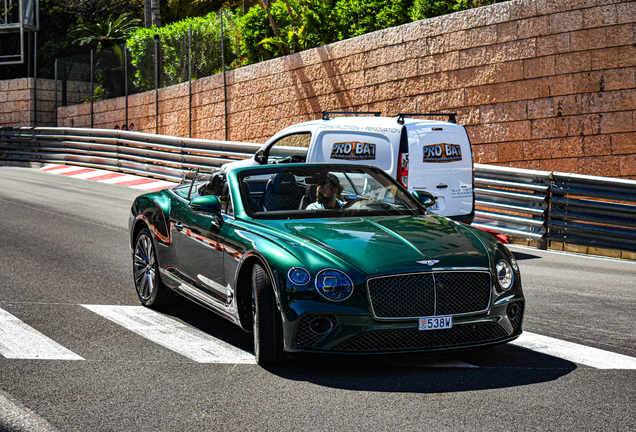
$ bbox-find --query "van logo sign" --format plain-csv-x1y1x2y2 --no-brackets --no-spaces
331,142,376,160
417,260,439,266
423,143,462,163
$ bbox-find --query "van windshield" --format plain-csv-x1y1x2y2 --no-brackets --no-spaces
237,165,425,219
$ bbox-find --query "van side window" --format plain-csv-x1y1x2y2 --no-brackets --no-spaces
267,132,311,164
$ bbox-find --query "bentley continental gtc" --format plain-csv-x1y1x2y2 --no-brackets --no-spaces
129,164,524,365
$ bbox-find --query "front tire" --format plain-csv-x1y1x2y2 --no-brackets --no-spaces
133,228,173,308
251,264,283,365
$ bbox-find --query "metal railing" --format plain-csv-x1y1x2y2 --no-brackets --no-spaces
2,126,636,254
0,126,260,182
473,163,550,245
549,173,636,253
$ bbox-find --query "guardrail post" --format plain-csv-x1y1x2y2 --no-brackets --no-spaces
124,45,129,128
154,34,160,135
61,57,67,107
188,27,192,139
220,9,228,141
537,173,550,250
90,49,94,129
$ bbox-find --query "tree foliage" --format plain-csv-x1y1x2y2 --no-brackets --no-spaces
409,0,493,21
238,0,494,61
69,12,142,59
67,0,144,22
333,0,414,39
126,10,240,90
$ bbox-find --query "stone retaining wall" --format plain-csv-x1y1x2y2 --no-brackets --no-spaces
54,0,636,178
0,78,85,127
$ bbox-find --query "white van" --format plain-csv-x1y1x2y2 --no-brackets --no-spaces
223,112,474,223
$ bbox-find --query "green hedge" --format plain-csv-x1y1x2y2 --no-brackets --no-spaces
126,11,240,91
124,1,495,91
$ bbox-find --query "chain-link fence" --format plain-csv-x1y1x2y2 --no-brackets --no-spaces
54,12,239,132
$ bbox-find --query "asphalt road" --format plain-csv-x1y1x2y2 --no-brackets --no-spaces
1,166,635,431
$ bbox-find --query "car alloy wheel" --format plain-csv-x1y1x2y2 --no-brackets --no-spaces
133,228,172,307
251,264,283,365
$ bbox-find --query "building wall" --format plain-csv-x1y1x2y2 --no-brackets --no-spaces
55,0,636,178
0,78,85,127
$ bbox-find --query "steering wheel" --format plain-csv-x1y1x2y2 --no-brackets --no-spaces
342,197,366,209
290,155,305,163
343,198,398,210
275,154,306,164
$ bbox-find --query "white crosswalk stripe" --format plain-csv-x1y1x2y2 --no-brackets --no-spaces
82,305,256,364
511,331,636,369
0,308,84,360
2,304,636,368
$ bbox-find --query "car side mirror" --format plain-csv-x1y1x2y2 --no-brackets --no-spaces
254,149,266,164
412,190,436,208
190,195,222,214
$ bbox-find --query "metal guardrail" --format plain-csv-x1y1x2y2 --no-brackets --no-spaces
549,173,636,253
473,163,550,243
2,126,636,254
0,127,261,182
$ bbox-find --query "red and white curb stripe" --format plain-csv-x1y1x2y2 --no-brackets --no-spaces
41,164,178,191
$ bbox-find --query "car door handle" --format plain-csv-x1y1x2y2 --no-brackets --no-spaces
436,184,448,189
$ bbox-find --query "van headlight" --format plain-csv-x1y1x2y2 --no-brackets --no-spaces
496,260,514,291
315,269,353,301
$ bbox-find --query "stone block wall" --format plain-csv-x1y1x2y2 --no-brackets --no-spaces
55,0,636,178
0,78,83,127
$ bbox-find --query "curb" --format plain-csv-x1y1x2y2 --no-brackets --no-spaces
0,390,58,432
40,164,178,191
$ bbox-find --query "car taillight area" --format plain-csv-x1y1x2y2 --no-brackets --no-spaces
398,152,409,188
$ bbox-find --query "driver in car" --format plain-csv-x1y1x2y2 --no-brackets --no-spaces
307,173,345,210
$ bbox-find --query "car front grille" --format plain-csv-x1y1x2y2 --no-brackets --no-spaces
333,322,509,352
367,271,491,318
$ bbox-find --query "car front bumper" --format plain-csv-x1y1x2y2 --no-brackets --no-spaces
284,299,524,354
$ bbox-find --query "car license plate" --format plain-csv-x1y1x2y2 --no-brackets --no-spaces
418,315,453,331
429,201,440,211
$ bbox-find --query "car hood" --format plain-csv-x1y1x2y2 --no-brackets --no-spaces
261,214,491,275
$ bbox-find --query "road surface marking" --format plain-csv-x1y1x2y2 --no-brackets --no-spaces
0,308,84,360
41,164,177,190
512,331,636,369
82,305,256,364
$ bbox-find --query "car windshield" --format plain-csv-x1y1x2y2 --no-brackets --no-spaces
237,165,425,219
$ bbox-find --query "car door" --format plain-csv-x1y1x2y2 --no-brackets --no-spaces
406,124,473,218
170,191,234,306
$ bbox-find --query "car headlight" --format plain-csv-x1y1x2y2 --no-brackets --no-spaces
315,269,353,301
288,267,310,285
496,260,514,291
510,255,519,272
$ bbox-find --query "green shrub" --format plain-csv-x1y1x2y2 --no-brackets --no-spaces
409,0,494,21
333,0,414,39
126,10,240,90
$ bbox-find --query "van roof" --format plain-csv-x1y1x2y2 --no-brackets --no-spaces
283,115,462,134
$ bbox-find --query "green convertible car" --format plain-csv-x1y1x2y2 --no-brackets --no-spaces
129,163,524,365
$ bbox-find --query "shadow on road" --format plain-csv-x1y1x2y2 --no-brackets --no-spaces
156,297,254,353
262,344,576,394
510,251,542,261
157,299,575,394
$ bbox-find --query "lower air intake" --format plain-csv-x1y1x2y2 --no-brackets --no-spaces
295,315,338,348
333,322,508,352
